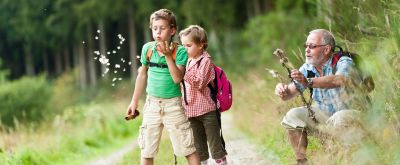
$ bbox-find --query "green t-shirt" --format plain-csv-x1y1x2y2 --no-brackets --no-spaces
140,41,188,98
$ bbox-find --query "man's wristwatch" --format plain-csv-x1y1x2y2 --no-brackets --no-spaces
306,78,313,88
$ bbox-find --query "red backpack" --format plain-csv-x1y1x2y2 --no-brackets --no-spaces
208,65,233,112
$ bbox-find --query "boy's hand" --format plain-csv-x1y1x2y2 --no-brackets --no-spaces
156,41,174,57
125,109,140,121
126,103,140,120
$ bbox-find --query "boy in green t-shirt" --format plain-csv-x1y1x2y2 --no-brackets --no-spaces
126,9,200,165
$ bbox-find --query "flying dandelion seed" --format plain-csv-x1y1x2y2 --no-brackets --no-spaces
99,56,109,64
93,51,100,55
82,41,85,44
89,34,129,87
128,62,132,65
136,56,140,59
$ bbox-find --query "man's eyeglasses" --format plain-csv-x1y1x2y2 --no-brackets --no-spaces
304,44,327,49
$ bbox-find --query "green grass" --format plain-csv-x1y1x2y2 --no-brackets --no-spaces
0,95,143,164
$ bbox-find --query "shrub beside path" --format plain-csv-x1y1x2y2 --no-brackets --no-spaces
85,112,278,165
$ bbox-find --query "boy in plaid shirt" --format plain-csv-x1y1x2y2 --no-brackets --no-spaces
179,25,228,165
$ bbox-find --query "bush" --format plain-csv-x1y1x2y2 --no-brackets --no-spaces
240,9,318,70
48,70,81,112
0,75,52,126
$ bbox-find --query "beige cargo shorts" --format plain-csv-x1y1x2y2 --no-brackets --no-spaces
138,95,196,158
281,106,360,130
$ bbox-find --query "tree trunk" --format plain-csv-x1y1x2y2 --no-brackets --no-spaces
64,48,71,71
42,51,49,76
77,43,87,90
143,24,151,43
87,23,97,86
54,48,62,75
24,45,35,76
253,0,262,16
263,0,274,13
98,21,107,77
128,7,139,82
246,0,254,20
73,44,81,87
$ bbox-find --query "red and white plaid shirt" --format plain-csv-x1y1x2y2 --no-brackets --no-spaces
182,51,216,118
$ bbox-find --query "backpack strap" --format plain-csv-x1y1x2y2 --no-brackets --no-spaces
182,81,188,105
306,70,315,97
331,45,356,74
208,64,217,103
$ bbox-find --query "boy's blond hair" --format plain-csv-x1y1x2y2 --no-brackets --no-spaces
149,9,177,30
179,25,208,50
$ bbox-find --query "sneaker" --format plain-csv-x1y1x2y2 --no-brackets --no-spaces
215,156,227,165
200,160,208,165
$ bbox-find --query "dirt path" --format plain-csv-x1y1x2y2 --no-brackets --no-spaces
85,112,278,165
84,142,136,165
222,112,279,165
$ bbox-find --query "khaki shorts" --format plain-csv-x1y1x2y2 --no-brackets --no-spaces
281,106,360,131
138,95,196,158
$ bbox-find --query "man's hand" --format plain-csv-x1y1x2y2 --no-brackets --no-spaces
275,83,288,98
290,69,308,87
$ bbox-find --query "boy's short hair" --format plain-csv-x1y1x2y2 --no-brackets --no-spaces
179,25,208,50
149,9,177,30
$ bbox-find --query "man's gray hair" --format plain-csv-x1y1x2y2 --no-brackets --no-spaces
309,29,336,52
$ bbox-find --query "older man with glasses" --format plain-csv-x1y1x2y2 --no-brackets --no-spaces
274,29,362,165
